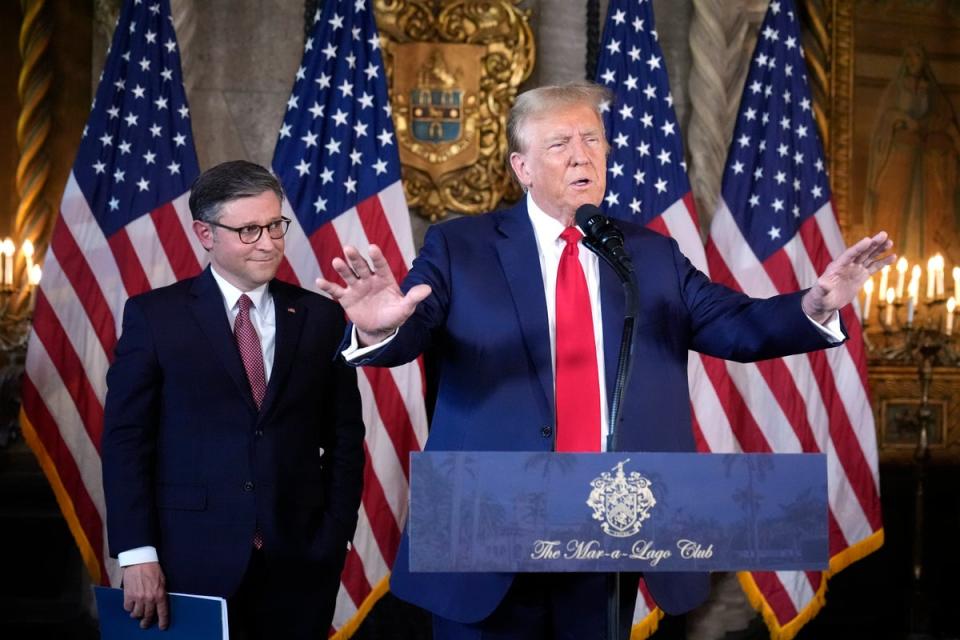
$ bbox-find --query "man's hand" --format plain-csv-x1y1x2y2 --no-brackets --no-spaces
316,244,431,346
122,562,169,630
802,231,895,324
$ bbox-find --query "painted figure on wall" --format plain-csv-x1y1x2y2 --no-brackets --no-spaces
863,43,960,263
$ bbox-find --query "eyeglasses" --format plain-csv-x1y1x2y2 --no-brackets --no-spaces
207,217,291,244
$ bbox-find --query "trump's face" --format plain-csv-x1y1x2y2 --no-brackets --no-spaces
509,103,608,225
192,190,285,291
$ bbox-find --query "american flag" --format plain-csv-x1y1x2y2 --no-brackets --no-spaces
705,1,882,638
596,0,717,635
270,0,428,636
21,0,200,589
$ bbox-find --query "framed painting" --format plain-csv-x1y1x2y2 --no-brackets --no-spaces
818,0,960,265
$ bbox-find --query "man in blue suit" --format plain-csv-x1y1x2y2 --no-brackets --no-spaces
102,161,365,638
317,84,893,639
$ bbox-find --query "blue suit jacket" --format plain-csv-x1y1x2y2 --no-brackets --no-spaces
351,201,839,622
102,267,365,609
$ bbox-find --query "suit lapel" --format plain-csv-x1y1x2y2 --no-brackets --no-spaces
259,281,305,421
188,267,258,413
494,203,555,420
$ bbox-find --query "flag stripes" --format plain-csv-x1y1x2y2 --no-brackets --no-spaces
702,2,883,634
22,0,200,597
270,3,429,633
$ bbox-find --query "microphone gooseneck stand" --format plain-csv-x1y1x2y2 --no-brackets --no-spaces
579,226,639,640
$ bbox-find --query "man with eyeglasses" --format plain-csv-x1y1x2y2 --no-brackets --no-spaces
101,160,365,639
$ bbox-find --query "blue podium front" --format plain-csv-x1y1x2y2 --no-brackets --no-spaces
408,452,827,573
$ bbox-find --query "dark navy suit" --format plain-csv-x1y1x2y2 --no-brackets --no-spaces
102,266,365,635
349,200,839,630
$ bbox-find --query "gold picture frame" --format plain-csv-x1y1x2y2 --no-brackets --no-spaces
815,0,960,262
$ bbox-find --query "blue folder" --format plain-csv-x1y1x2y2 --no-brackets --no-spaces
95,586,227,639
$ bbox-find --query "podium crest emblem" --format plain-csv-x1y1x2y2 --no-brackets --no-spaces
587,459,656,538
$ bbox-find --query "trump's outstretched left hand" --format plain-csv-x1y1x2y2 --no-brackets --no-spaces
801,231,895,324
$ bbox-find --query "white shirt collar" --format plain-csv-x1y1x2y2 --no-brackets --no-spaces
209,265,270,312
526,193,578,251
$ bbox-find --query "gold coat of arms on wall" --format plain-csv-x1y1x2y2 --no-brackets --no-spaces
375,0,535,220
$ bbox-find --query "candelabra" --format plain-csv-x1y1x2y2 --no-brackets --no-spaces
865,306,960,368
0,239,41,449
861,259,958,639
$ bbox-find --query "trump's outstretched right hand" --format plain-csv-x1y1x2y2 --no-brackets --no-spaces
316,244,431,346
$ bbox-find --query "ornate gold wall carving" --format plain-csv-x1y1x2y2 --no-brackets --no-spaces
801,0,854,237
870,366,960,464
375,0,534,221
15,0,53,313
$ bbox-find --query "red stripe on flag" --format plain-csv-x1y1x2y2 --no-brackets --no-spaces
762,248,801,293
645,215,670,238
752,571,799,624
310,224,346,287
359,441,403,566
690,402,709,452
682,192,701,228
361,367,421,480
107,229,152,297
21,376,108,582
50,221,118,357
356,195,408,282
839,307,871,391
804,570,823,595
752,359,820,452
827,509,850,557
31,292,105,450
706,241,742,291
797,214,833,273
638,578,657,610
339,546,373,616
275,256,300,286
700,355,771,452
805,350,883,530
150,202,202,281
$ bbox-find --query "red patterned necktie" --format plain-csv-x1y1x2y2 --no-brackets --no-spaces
555,227,601,452
235,294,266,550
234,294,267,409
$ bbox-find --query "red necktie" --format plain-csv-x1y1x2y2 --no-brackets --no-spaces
235,294,267,409
235,294,266,549
555,227,601,452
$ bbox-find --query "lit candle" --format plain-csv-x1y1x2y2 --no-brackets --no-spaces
947,297,957,336
908,280,919,325
879,264,891,302
927,256,936,300
885,287,895,325
1,238,15,288
911,265,922,296
21,239,34,276
935,254,945,297
862,278,874,322
895,258,907,299
954,266,960,302
27,263,41,308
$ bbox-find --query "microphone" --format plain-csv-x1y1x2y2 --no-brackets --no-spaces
574,204,634,277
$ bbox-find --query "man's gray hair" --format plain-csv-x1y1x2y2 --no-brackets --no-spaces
188,160,285,223
506,82,612,156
